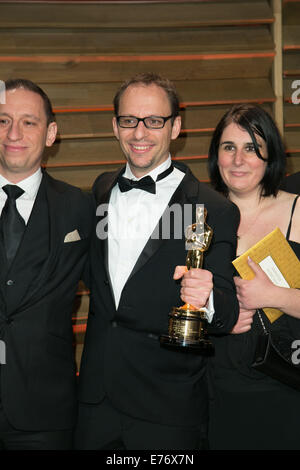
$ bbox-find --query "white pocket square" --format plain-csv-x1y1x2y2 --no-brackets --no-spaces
64,229,81,243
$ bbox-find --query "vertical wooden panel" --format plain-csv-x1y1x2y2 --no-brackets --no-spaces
272,0,284,135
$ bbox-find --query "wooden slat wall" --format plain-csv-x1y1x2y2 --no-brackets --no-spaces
0,0,276,189
0,0,293,370
283,0,300,174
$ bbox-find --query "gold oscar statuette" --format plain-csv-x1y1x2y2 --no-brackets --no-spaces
160,206,214,353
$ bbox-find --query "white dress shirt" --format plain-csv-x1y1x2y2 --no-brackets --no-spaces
108,157,215,321
108,157,184,307
0,169,43,225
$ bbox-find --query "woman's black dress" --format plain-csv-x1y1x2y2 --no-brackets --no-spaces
208,195,300,450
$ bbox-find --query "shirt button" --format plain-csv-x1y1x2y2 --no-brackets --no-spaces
6,280,14,286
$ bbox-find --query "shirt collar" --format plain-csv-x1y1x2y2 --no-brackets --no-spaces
124,155,172,181
0,168,43,200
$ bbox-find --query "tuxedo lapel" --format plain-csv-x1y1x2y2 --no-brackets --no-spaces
6,173,67,314
126,162,199,283
24,172,68,304
0,236,7,310
4,178,49,313
94,169,122,301
96,163,200,302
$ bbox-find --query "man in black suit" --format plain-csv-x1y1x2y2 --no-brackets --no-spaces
0,79,94,449
75,73,240,450
281,171,300,194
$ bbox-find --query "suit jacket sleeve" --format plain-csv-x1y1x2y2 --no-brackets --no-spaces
204,196,240,334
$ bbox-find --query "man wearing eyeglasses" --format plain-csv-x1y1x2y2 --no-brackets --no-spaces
75,73,239,450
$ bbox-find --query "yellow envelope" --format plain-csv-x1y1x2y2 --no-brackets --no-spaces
233,227,300,323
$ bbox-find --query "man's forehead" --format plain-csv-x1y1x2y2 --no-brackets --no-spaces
4,87,42,103
123,83,166,97
0,88,45,118
119,83,171,111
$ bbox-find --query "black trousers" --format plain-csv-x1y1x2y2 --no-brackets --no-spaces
0,403,73,450
74,397,206,450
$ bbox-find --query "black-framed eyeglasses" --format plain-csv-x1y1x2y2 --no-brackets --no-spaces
116,115,173,129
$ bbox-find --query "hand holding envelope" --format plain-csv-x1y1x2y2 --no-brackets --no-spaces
233,227,300,323
234,257,279,311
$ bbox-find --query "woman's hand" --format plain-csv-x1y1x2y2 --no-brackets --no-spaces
234,256,300,319
231,307,256,334
234,257,275,310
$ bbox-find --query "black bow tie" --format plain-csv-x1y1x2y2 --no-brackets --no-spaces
118,164,174,194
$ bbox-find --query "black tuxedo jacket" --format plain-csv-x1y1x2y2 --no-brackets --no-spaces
0,172,94,431
78,162,240,426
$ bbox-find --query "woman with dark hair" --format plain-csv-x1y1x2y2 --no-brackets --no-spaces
207,104,300,450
